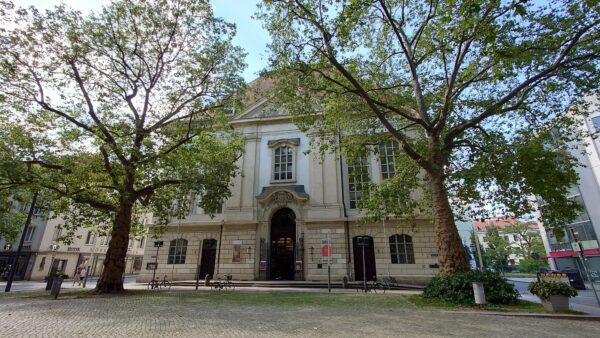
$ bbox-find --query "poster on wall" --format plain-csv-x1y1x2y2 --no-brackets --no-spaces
321,238,332,262
232,240,242,263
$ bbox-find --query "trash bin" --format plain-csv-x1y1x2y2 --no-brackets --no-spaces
561,269,586,290
472,282,486,305
50,276,65,299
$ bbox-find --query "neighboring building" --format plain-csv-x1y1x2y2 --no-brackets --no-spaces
0,201,148,281
539,95,600,279
474,217,541,267
139,78,439,285
455,219,477,270
0,200,47,280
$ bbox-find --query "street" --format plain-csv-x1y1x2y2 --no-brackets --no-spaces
509,278,600,315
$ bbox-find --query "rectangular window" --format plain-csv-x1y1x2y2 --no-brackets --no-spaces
24,226,36,242
100,236,111,246
592,116,600,133
379,141,399,180
53,228,62,241
85,232,95,245
348,157,370,209
138,236,145,249
568,220,598,242
273,145,295,181
168,239,188,264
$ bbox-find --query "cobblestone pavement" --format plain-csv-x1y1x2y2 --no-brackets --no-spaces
1,291,599,338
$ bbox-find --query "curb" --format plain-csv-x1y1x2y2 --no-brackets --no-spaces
441,310,600,321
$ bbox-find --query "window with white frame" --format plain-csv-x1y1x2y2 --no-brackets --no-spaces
168,238,188,264
100,236,111,246
269,138,299,183
348,157,370,209
138,236,145,248
273,145,294,181
53,227,62,241
85,231,95,245
389,234,415,264
24,226,36,242
379,141,399,179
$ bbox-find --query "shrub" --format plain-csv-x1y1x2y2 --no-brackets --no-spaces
518,257,549,273
528,281,577,300
423,271,520,304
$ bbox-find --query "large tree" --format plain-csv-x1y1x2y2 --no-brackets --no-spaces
258,0,600,274
0,0,245,292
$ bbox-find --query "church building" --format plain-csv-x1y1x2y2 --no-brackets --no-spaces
139,78,439,285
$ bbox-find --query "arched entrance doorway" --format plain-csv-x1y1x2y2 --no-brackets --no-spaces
270,208,296,280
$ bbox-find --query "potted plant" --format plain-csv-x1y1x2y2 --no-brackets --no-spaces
528,281,578,311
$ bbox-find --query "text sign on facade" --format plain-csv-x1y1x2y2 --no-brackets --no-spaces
232,240,242,263
321,239,332,262
146,262,157,270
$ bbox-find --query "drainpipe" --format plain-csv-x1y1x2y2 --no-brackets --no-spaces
216,221,223,275
338,132,352,281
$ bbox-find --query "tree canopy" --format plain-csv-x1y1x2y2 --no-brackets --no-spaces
258,0,600,273
0,0,245,292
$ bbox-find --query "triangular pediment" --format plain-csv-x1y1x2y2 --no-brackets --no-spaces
234,99,290,121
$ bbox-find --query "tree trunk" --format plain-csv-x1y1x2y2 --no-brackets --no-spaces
428,171,470,274
95,200,133,293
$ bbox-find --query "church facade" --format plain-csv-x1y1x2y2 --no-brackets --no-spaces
139,80,439,285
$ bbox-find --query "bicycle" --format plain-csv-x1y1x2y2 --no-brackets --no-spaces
147,277,160,290
159,275,172,290
211,274,234,292
147,275,171,290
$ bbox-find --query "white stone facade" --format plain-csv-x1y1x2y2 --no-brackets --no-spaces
140,81,439,285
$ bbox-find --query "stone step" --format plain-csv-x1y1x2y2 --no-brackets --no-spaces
170,280,423,290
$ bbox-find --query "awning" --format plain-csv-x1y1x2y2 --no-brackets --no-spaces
544,248,600,259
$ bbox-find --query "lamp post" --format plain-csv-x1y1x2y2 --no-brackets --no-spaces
568,226,600,307
47,244,60,276
5,192,38,292
151,241,164,283
44,244,60,291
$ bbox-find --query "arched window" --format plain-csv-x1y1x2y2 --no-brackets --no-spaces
389,234,415,264
168,238,188,264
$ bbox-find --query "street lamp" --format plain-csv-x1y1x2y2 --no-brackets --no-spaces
151,241,164,283
47,244,60,276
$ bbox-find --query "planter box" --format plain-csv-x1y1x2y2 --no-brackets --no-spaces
541,295,570,311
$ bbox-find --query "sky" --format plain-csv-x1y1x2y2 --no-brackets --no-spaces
14,0,270,82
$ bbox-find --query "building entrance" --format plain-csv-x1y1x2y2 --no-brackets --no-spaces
198,239,217,279
270,208,296,280
353,236,376,282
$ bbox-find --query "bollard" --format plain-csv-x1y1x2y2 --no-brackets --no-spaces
472,282,486,305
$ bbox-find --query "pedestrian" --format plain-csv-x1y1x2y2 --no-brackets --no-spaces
73,267,81,286
78,267,87,286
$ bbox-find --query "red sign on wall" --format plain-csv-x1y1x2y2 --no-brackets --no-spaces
321,239,332,261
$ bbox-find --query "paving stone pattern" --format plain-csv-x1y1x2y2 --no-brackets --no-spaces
0,292,599,337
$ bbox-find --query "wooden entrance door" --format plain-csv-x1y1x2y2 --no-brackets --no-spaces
270,208,296,280
199,239,217,279
353,236,376,281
